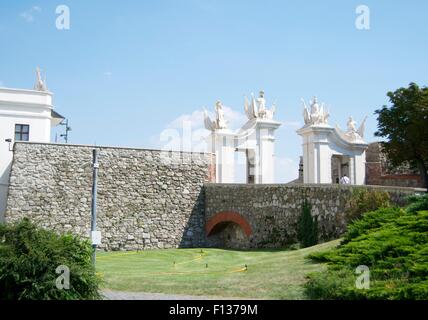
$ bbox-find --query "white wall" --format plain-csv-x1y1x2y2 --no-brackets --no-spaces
0,88,56,220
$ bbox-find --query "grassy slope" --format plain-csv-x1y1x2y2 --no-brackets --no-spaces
96,239,340,300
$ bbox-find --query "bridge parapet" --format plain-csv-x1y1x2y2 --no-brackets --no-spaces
204,183,425,248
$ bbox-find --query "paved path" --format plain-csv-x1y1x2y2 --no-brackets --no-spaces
102,290,246,300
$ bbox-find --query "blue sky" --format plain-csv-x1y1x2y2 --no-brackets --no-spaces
1,0,427,182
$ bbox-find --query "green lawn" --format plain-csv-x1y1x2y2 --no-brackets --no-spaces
96,239,340,299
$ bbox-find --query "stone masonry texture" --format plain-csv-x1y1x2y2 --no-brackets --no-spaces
6,142,215,250
5,142,424,250
204,183,425,248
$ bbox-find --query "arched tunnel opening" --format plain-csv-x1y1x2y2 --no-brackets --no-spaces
206,212,252,249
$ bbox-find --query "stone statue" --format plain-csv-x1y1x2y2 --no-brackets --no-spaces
204,100,228,131
244,90,276,120
335,116,367,142
344,116,362,141
34,66,47,91
357,116,367,139
244,95,256,119
215,100,227,129
347,117,357,133
256,90,266,113
302,96,329,125
266,101,276,120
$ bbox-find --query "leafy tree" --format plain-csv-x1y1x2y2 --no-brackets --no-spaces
374,83,428,189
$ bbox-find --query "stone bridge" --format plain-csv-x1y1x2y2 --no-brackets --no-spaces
204,183,425,248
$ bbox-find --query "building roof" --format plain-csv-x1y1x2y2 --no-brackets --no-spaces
51,109,65,126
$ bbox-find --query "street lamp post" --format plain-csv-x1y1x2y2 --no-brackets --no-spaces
60,119,72,143
90,148,101,265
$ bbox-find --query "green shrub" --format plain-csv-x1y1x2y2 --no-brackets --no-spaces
343,207,405,244
344,188,391,222
305,268,366,300
305,208,428,300
406,194,428,214
0,218,102,300
297,200,318,248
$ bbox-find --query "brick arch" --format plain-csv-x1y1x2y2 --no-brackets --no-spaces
206,211,252,237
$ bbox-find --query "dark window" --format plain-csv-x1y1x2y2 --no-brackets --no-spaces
15,124,29,141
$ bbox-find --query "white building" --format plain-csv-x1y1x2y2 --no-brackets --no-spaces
297,97,368,185
0,68,64,221
204,91,281,183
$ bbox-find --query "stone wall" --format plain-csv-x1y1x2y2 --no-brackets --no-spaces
204,183,425,249
5,142,215,250
5,142,425,251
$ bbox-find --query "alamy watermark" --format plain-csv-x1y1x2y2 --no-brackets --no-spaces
56,5,70,30
50,5,369,32
355,5,370,30
355,265,370,289
55,265,70,290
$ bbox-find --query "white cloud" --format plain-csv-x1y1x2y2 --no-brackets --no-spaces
103,71,113,77
20,12,34,22
149,106,247,153
167,109,206,130
167,105,246,131
275,156,299,183
20,6,42,23
148,109,208,153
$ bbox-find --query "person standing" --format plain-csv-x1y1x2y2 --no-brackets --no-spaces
340,174,350,184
